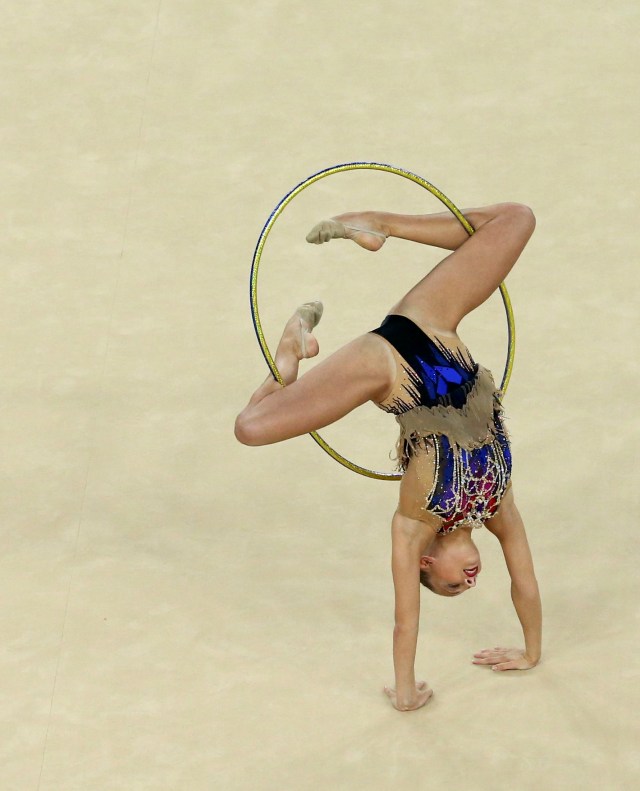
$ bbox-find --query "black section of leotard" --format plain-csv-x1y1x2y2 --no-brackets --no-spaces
370,314,478,411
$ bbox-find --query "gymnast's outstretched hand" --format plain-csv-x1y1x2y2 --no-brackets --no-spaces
472,647,539,671
383,680,433,711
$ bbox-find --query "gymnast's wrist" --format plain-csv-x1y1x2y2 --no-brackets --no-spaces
395,677,417,702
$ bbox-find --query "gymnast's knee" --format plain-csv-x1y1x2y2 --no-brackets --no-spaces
234,411,263,446
499,202,536,231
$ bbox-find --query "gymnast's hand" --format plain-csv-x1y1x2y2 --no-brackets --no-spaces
472,647,539,671
383,680,433,711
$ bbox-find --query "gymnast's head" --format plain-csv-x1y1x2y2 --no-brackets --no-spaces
419,527,481,597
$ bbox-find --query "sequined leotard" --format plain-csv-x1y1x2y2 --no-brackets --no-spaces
371,314,512,534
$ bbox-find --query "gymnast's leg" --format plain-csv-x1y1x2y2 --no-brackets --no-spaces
234,305,395,447
309,203,536,333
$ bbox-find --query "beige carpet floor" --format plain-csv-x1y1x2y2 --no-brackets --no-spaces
1,1,638,789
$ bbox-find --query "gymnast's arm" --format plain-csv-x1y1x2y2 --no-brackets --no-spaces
480,486,542,669
385,511,434,711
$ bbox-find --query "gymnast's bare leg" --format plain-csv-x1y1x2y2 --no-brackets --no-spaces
237,202,534,446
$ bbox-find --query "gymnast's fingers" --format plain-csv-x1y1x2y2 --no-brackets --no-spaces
472,650,505,664
492,661,519,671
474,647,506,655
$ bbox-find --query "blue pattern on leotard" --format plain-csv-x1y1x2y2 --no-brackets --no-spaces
432,431,512,529
371,315,477,414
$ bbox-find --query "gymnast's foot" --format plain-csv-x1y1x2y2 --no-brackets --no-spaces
305,212,388,252
279,301,323,363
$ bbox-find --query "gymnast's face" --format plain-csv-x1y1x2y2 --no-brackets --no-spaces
420,534,482,597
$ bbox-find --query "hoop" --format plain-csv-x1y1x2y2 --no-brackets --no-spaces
250,162,515,481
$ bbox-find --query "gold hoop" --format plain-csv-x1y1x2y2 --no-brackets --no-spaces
250,162,515,481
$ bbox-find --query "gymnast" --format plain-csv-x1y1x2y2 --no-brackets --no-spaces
235,202,541,711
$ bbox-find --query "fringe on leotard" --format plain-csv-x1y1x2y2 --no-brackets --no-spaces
393,365,504,471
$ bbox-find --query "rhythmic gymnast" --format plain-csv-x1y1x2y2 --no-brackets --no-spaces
235,202,541,711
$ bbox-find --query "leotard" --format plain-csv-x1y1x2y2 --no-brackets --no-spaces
371,314,511,534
